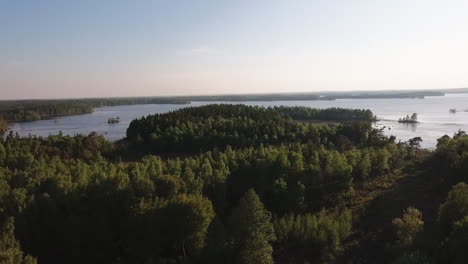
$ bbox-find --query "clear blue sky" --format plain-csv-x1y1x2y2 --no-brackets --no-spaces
1,0,468,99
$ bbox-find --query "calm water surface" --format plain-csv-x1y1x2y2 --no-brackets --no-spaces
9,94,468,149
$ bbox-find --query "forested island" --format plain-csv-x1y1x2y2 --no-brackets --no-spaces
125,105,376,155
108,117,121,124
398,113,419,123
1,104,468,264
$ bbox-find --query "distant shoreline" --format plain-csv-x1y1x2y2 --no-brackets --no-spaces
0,90,462,125
2,87,467,101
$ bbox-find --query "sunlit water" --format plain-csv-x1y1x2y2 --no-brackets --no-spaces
8,94,468,149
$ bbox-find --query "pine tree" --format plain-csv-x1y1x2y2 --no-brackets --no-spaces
228,189,276,264
0,217,37,264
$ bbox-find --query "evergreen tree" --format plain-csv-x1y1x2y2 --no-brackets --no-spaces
438,182,468,235
446,216,468,264
0,217,37,264
228,189,275,264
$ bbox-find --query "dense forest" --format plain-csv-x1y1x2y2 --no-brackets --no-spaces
0,104,467,264
126,105,376,155
0,97,189,122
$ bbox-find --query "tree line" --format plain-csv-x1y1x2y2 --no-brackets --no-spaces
0,97,189,122
126,104,378,155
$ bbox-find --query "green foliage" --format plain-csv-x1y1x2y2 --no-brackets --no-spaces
131,194,214,261
392,207,424,247
274,209,353,262
228,189,275,264
433,133,468,179
2,132,113,163
153,175,185,198
126,104,380,155
271,106,375,121
445,216,468,264
0,217,37,264
0,97,188,122
0,119,7,134
438,182,468,235
202,216,228,262
0,105,416,264
391,251,433,264
0,142,5,164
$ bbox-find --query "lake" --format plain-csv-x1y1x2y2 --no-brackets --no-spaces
8,93,468,149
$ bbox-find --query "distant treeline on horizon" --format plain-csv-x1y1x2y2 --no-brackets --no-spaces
0,90,450,124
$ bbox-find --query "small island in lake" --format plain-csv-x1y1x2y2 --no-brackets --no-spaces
108,116,121,124
449,108,457,113
398,113,419,123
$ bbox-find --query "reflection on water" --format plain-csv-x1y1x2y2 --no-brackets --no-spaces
8,93,468,149
395,123,418,132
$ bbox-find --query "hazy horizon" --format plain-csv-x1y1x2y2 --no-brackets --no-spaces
2,0,468,100
1,87,467,101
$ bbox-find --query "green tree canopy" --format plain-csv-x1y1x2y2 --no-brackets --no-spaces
438,182,468,234
228,189,276,264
